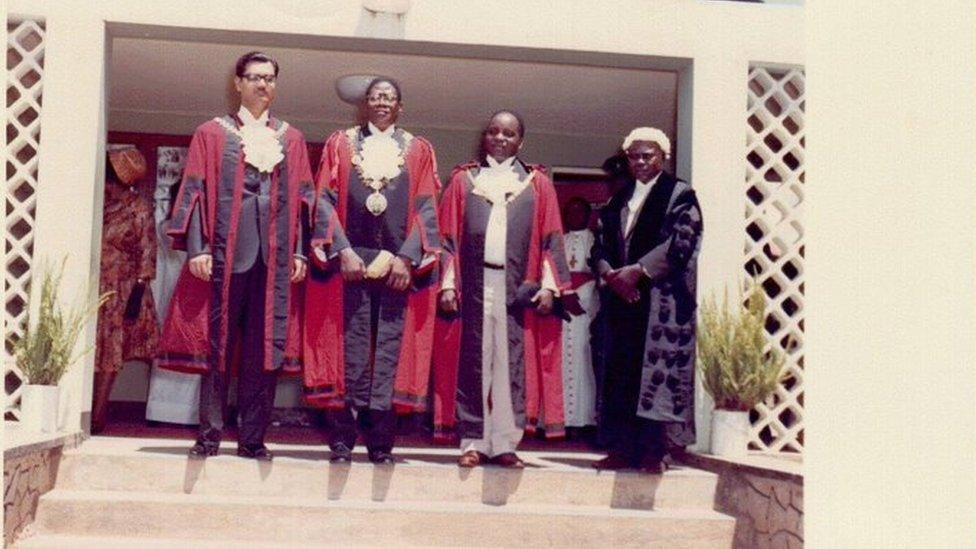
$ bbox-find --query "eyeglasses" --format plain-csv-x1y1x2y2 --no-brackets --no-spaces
241,73,277,85
366,93,399,105
626,152,659,162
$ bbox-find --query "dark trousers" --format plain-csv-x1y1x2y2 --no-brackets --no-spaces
601,356,666,465
342,279,407,409
599,291,666,465
328,407,396,454
330,278,400,455
198,257,277,449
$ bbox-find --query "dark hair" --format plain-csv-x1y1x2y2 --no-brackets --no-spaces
565,196,592,215
235,51,279,78
562,196,592,231
365,77,402,102
487,109,526,137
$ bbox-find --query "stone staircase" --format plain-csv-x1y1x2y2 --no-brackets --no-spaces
15,436,735,548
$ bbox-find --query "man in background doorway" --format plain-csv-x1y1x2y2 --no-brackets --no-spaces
560,197,599,435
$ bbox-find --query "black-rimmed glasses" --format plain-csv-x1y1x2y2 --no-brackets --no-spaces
241,73,277,85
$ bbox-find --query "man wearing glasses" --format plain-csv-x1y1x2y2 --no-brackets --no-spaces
304,78,441,464
158,51,338,462
590,127,703,473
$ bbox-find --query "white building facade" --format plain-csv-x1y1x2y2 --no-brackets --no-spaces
4,0,805,454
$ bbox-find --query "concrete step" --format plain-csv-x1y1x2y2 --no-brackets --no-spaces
32,489,735,548
56,437,719,511
15,533,436,548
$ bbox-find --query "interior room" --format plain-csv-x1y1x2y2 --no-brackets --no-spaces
102,29,683,430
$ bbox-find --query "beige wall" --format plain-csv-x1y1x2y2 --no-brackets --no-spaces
805,2,975,545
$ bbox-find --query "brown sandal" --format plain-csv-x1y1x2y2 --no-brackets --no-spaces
491,452,525,469
458,450,489,467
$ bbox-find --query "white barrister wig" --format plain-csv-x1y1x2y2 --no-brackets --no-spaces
621,127,672,157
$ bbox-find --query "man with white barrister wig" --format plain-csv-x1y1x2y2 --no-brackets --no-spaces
591,126,703,473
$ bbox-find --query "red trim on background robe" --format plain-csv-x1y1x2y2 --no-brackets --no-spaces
156,116,315,375
569,272,596,289
303,129,441,412
432,162,570,443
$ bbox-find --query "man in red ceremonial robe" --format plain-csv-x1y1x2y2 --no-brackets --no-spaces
157,52,340,461
304,78,441,464
432,110,575,468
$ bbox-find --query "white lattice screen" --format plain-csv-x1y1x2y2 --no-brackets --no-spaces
5,18,45,421
744,65,805,453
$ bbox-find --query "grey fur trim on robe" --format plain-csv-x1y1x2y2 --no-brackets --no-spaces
634,180,703,447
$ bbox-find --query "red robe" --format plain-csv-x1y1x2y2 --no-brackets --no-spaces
303,127,441,412
156,114,336,374
432,160,571,442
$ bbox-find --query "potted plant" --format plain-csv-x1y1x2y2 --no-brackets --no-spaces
696,281,788,457
11,259,110,433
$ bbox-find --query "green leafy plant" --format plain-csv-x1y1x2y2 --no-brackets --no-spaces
10,258,112,385
696,281,788,411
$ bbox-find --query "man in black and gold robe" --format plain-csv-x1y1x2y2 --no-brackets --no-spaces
591,126,703,473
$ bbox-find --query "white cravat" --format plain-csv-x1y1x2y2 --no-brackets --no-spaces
474,156,522,201
366,121,396,141
237,106,269,127
624,172,661,236
484,155,516,172
233,106,282,173
475,156,520,266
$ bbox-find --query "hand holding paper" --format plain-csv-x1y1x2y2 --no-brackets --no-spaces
365,250,395,279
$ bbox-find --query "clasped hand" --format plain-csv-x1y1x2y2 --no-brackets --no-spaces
603,263,644,304
339,248,411,291
439,288,555,314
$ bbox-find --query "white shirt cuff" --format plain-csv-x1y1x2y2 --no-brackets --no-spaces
541,261,560,296
441,262,457,291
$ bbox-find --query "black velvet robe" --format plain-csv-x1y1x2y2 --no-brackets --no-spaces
591,171,703,449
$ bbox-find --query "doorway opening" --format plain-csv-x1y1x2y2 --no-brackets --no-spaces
98,22,689,448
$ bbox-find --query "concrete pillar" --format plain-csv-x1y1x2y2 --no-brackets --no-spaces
684,54,749,452
30,10,107,432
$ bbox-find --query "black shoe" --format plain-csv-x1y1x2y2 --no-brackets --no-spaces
188,442,219,459
639,455,667,475
368,450,395,465
237,444,273,462
329,443,353,463
592,454,632,470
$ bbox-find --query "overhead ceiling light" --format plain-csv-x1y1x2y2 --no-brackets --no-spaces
362,0,412,15
335,74,384,104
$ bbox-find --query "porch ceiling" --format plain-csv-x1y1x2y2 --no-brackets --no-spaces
109,37,678,139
